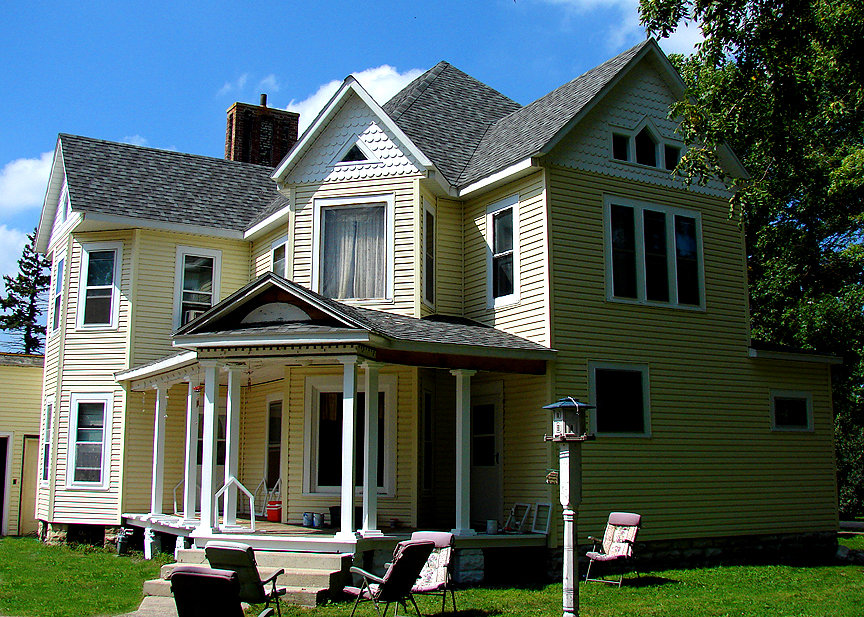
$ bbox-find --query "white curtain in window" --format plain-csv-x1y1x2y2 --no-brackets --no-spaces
322,206,386,299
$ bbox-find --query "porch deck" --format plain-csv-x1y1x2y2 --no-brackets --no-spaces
122,512,548,553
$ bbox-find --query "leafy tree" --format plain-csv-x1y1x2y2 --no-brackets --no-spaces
638,0,864,514
0,228,51,355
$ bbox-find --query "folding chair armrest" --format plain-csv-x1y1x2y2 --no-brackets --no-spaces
257,609,275,617
586,535,599,542
261,568,285,585
350,566,385,585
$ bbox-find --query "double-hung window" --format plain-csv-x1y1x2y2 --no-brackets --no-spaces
52,258,64,332
313,195,394,301
77,242,122,329
271,236,289,279
487,194,520,307
606,198,703,307
304,375,395,495
423,199,435,306
589,363,650,436
68,393,111,488
174,246,221,327
41,402,53,483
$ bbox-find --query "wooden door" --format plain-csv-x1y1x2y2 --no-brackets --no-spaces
19,436,39,535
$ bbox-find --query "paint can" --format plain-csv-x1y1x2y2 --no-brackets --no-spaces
312,512,323,528
486,520,498,535
302,511,313,527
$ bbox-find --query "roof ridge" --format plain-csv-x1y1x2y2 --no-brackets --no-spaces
384,61,450,121
58,133,275,171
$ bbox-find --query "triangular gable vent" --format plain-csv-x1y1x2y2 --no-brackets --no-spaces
333,136,379,166
341,144,368,163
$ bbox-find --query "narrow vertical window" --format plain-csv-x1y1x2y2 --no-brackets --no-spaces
52,258,64,332
421,390,434,491
675,215,700,305
79,243,121,328
41,403,53,482
68,393,111,487
664,145,681,170
643,210,669,302
610,205,637,299
634,128,658,167
175,247,221,327
272,244,286,278
424,206,435,305
492,208,514,298
266,400,282,488
612,134,630,161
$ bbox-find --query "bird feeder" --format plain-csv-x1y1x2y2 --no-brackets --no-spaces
543,397,594,442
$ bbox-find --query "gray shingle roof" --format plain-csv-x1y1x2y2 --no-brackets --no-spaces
59,134,278,232
384,41,651,189
382,62,522,187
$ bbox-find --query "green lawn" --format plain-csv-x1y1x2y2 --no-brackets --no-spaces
0,537,165,617
2,535,862,617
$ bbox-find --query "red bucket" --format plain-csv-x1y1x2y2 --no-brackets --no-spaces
266,500,282,522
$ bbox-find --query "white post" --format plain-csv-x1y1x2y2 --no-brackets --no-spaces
335,356,358,541
451,369,476,536
182,378,200,524
149,384,168,516
360,361,383,537
222,363,244,528
196,361,219,535
559,442,582,617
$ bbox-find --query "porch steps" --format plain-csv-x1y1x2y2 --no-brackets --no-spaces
142,548,351,608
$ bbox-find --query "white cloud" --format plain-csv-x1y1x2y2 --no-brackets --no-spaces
0,151,53,214
0,225,29,282
217,73,249,97
287,65,425,133
123,134,149,147
536,0,702,55
257,74,280,94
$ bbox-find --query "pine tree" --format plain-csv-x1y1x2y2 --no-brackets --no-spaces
0,228,51,354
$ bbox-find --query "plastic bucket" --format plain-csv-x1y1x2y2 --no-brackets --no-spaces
302,511,313,527
266,501,282,522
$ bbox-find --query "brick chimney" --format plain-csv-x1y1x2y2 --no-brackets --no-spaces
225,94,299,166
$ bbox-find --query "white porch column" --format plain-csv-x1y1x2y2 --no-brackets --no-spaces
222,363,244,528
360,361,383,537
196,361,219,535
181,378,200,524
149,384,168,516
335,355,359,541
451,369,477,536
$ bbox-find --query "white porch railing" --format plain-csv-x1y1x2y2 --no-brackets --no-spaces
215,477,256,531
173,479,201,516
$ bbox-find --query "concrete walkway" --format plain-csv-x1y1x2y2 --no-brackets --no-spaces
116,596,177,617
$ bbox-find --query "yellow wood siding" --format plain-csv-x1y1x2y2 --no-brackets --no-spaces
131,230,251,366
290,177,422,315
431,196,463,317
251,225,291,279
463,172,551,346
547,166,837,540
0,361,44,535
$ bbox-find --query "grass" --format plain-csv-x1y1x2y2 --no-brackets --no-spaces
0,536,165,617
2,535,862,617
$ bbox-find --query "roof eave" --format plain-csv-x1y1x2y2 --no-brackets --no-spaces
173,330,374,349
35,138,65,254
457,157,539,198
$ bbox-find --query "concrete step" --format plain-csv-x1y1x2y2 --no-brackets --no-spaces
282,586,330,608
176,548,350,571
160,562,340,589
142,578,172,597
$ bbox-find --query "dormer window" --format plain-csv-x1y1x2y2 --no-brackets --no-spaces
664,145,681,170
634,128,657,167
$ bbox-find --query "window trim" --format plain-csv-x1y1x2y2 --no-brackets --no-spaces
76,241,122,330
173,246,222,329
422,198,436,308
302,374,397,496
770,390,814,432
588,361,652,438
264,394,283,488
603,196,705,309
51,257,65,334
270,235,289,278
66,392,112,490
40,402,53,485
486,194,520,308
311,194,396,303
608,119,683,171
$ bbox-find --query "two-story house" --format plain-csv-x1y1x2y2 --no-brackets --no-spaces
34,39,838,580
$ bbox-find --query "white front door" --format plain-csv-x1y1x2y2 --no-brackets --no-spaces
470,394,502,527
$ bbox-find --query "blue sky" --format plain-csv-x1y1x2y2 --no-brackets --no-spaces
0,0,700,294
